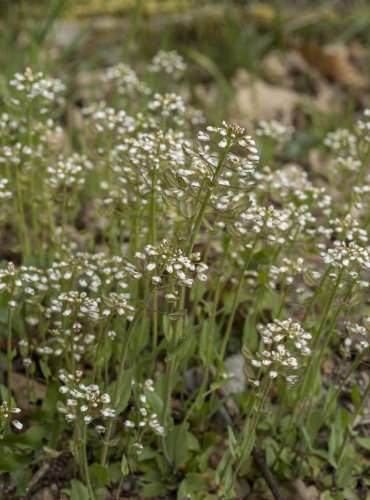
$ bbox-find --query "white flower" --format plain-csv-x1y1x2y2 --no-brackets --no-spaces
11,420,23,430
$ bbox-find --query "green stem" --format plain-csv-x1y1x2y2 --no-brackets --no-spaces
100,304,146,466
82,424,96,500
189,238,231,416
219,241,256,361
337,378,370,466
15,165,30,261
315,344,370,439
60,182,68,248
161,148,230,431
6,308,13,408
272,271,344,467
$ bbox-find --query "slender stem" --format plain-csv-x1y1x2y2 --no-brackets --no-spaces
312,270,343,350
311,345,370,441
221,379,271,496
304,278,353,418
297,271,343,411
151,289,159,372
235,380,271,477
81,424,96,500
100,304,146,466
60,182,68,248
219,241,257,361
272,271,344,467
27,104,40,260
149,161,158,371
15,165,31,261
188,238,231,418
161,148,230,431
92,320,112,383
6,308,13,408
337,378,370,465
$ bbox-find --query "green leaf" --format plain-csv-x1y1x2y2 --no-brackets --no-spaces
71,479,90,500
42,380,60,417
227,426,238,459
115,368,133,415
179,200,195,219
166,424,189,467
187,432,200,451
121,454,129,476
39,359,51,379
177,473,208,499
142,482,166,497
144,387,163,416
43,446,62,458
167,309,186,322
90,463,110,486
176,175,188,190
306,409,324,439
328,427,337,468
356,437,370,451
199,320,209,365
163,168,177,188
1,424,49,450
0,447,31,472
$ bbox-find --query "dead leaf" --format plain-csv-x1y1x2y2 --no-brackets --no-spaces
262,51,291,85
11,372,46,411
295,39,368,89
292,479,320,500
230,69,304,125
321,359,334,376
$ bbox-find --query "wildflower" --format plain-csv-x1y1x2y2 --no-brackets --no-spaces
247,319,312,384
256,119,294,144
321,241,370,271
148,50,187,78
103,63,150,96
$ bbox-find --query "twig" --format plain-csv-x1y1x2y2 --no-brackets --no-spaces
252,447,286,500
27,462,50,493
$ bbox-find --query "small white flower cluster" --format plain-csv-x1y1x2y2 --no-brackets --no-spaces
321,241,370,271
45,154,93,189
344,319,370,354
0,112,20,140
134,239,208,289
103,63,150,96
256,165,332,214
58,370,115,432
39,322,96,362
236,202,292,245
82,102,134,134
124,379,164,454
269,257,304,286
49,291,100,321
48,252,131,293
9,67,65,109
329,215,368,243
256,119,294,144
148,93,186,124
198,121,259,162
324,128,357,156
102,292,135,320
333,156,362,175
0,401,22,432
0,178,12,200
250,319,312,385
356,108,370,142
148,50,187,79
